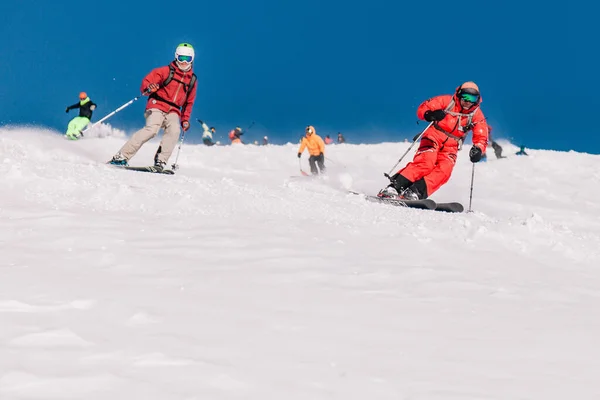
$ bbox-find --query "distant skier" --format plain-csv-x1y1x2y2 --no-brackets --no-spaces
516,145,529,156
488,125,506,159
378,81,489,200
298,125,326,175
324,135,334,145
337,132,346,144
108,43,197,170
262,136,269,145
199,120,216,146
229,127,243,144
65,92,97,140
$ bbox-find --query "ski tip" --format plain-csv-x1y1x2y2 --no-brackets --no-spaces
434,202,464,213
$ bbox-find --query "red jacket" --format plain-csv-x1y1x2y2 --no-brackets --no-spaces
417,91,488,153
140,61,197,123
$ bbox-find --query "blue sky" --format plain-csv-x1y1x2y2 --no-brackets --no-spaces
1,1,596,152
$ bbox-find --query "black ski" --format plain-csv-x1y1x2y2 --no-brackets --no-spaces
435,202,464,213
365,195,437,209
111,165,175,175
349,191,436,210
349,191,463,212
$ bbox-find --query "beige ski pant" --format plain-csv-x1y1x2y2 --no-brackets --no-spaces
119,109,181,164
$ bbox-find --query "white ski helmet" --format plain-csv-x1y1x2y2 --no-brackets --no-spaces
175,43,195,71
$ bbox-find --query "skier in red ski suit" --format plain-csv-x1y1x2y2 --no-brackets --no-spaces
378,81,489,200
108,43,197,171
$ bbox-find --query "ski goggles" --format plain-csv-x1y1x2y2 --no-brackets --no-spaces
458,92,479,103
177,55,193,63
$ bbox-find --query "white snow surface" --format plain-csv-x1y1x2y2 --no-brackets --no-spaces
1,125,600,400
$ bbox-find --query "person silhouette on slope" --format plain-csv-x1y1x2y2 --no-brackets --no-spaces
65,92,97,140
298,125,326,175
516,145,529,156
199,120,216,146
229,127,244,144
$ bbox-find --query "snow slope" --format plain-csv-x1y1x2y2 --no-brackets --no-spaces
1,126,600,400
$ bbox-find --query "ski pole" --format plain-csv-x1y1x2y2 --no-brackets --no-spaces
467,162,476,212
171,130,187,171
384,121,433,181
247,121,255,131
80,92,146,136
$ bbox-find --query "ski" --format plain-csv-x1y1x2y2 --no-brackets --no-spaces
365,195,437,210
111,165,175,175
434,202,464,213
349,191,436,210
349,191,463,213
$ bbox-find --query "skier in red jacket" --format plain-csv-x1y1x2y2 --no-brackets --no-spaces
109,43,197,171
378,81,489,200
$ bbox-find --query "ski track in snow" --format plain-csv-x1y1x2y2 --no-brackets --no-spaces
1,126,600,399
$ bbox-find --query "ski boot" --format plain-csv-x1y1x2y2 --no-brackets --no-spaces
153,160,166,172
108,153,128,166
399,187,419,200
377,185,399,199
66,133,81,140
377,185,420,200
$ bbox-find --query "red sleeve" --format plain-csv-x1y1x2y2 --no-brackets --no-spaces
140,66,169,93
181,80,197,122
471,109,489,153
416,95,453,120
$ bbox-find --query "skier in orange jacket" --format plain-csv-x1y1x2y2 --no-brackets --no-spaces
298,125,326,174
379,81,489,200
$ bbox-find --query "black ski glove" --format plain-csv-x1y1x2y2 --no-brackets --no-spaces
297,153,302,158
424,109,447,122
469,146,483,163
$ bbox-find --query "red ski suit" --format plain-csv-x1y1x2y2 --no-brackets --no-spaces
141,61,197,124
396,91,488,198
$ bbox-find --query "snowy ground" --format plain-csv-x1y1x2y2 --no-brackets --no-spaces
1,125,600,400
